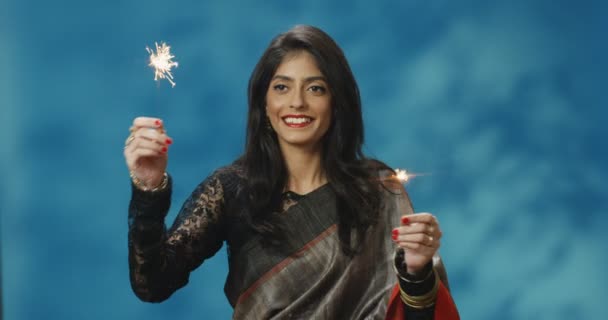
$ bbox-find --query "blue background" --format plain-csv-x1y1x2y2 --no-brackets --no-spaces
1,0,607,319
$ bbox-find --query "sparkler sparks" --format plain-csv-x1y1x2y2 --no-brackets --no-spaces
394,168,427,184
146,42,178,87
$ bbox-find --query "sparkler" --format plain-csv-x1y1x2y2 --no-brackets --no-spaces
394,168,428,184
146,42,179,87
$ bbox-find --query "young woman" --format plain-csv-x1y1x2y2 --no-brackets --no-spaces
124,25,459,319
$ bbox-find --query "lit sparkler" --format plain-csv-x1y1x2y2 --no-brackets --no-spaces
146,42,179,87
394,168,427,184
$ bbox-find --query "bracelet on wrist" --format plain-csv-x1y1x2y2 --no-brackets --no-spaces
130,172,168,192
392,248,434,284
399,268,440,309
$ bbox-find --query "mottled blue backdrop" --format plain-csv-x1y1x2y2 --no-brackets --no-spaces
1,0,607,319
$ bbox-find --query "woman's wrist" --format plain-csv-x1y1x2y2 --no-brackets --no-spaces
403,262,434,283
393,249,433,283
399,268,439,309
130,172,169,192
393,249,438,309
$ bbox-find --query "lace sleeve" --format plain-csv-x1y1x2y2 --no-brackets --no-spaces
128,172,227,302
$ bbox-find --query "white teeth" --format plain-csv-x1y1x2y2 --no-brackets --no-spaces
284,117,312,124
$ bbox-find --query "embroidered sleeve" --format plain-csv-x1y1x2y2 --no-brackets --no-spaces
128,172,226,302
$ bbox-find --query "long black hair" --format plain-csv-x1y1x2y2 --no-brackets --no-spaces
238,25,389,256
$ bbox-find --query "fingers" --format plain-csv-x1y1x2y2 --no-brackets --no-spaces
401,212,437,225
124,140,167,171
124,117,173,171
397,239,440,251
129,117,166,137
395,233,436,245
126,117,172,147
392,229,439,246
125,128,172,154
124,150,167,173
132,116,164,129
131,127,173,145
128,145,167,163
126,137,168,154
395,234,441,249
398,214,442,236
394,222,435,235
392,212,442,251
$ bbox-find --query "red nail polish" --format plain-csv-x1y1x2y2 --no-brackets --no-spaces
155,119,162,126
401,217,410,224
391,234,398,240
161,147,167,152
392,229,399,236
166,138,173,145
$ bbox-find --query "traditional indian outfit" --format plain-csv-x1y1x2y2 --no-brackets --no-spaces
128,164,459,319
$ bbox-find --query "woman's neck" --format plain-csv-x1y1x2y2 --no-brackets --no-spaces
280,143,327,195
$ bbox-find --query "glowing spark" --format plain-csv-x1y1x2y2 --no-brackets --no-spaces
146,42,178,87
395,169,413,183
394,168,428,184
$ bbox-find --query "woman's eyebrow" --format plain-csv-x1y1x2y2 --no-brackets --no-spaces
271,75,327,83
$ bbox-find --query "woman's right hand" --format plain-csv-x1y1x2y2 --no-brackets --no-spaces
123,117,173,189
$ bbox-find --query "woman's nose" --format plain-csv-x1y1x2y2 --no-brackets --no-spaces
289,89,305,109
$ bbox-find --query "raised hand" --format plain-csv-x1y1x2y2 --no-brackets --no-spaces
392,213,442,275
123,117,173,189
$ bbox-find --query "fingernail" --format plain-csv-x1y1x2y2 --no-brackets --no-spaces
401,217,410,224
161,147,167,153
166,138,173,145
392,228,399,236
391,233,398,240
155,119,162,126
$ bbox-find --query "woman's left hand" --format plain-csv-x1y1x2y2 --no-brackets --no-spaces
392,213,442,275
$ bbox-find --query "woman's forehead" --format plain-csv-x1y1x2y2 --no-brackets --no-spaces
274,51,323,77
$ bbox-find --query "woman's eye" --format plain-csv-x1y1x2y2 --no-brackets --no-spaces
309,85,326,93
273,84,287,91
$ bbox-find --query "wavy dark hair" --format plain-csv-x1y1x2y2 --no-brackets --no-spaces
238,25,389,256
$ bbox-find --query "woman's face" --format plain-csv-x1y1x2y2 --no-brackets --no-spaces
266,50,332,151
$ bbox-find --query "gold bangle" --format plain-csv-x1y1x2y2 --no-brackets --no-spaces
130,172,168,192
400,288,437,309
400,293,436,309
399,268,439,309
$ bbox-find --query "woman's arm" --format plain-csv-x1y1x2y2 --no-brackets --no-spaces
386,252,459,320
128,172,227,302
381,170,459,319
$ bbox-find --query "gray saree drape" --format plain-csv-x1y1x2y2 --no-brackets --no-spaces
129,165,427,319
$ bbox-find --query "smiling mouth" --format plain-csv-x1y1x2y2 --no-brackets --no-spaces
282,115,314,128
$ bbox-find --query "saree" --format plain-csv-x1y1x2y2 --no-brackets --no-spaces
128,165,459,319
223,171,458,319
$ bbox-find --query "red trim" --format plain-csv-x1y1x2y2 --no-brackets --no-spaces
236,224,338,305
385,281,460,320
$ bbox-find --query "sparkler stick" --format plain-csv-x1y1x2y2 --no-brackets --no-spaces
393,168,431,213
146,42,179,87
393,168,430,268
